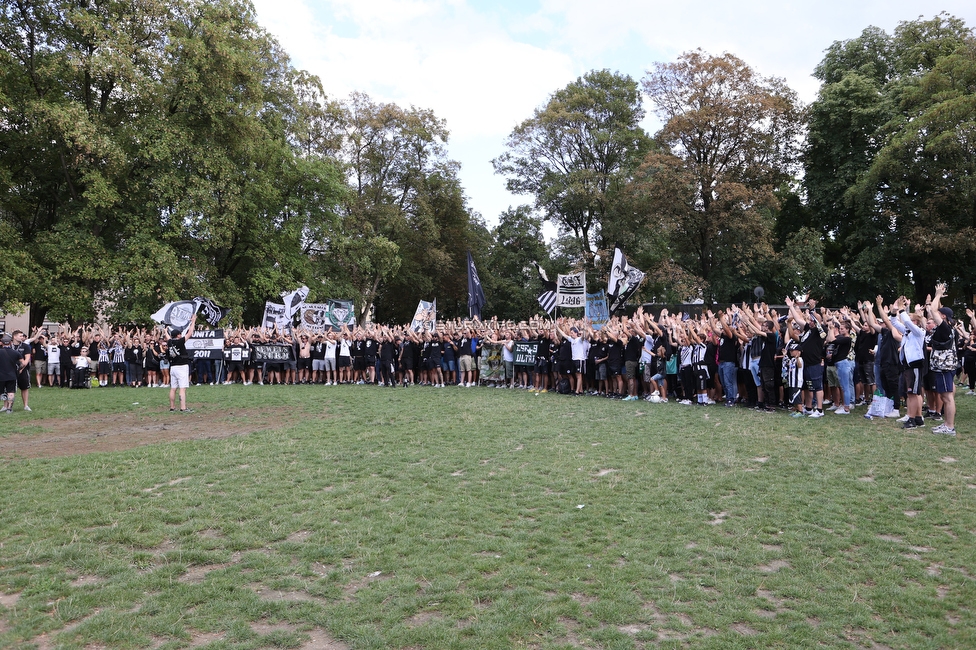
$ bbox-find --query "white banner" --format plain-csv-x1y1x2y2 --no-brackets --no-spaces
556,272,586,308
262,302,289,331
410,299,437,333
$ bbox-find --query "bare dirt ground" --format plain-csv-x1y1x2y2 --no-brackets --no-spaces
0,406,300,460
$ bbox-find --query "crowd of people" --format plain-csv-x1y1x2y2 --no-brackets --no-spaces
2,286,974,435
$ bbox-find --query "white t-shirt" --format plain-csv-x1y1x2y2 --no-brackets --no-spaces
570,336,587,361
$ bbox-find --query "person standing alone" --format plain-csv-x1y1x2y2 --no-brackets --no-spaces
167,314,197,413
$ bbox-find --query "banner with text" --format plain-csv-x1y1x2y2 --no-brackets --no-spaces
556,271,586,308
251,344,295,363
186,329,225,360
513,340,540,367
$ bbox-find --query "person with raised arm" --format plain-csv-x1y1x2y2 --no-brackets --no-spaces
927,283,958,436
167,314,197,413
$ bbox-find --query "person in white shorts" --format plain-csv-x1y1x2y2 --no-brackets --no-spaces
167,314,197,413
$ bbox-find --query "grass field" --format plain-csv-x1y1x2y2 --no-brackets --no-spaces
0,384,974,649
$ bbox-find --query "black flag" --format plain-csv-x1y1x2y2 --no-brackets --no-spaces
467,251,486,319
533,261,557,314
606,245,645,313
193,297,230,327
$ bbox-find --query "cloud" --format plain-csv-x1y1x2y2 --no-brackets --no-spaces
251,0,976,224
253,0,575,140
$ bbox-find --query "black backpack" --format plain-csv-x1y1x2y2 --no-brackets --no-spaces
557,378,572,395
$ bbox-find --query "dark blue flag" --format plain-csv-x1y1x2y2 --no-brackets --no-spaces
467,251,486,319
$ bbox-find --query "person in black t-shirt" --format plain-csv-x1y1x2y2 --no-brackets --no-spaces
167,314,197,413
927,284,957,435
0,333,25,413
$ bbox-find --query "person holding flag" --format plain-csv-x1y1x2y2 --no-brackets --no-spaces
167,313,197,413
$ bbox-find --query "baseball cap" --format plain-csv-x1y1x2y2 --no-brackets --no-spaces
939,307,953,320
1,333,11,344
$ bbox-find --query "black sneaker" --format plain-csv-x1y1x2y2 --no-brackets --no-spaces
903,420,919,429
180,408,194,413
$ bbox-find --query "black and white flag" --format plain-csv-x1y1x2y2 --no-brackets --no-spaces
607,245,645,313
280,285,310,319
193,297,229,327
533,262,557,314
467,251,486,319
410,300,437,333
151,301,197,330
556,271,586,308
263,302,290,331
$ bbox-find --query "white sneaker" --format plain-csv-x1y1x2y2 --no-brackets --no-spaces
826,405,837,411
705,399,716,405
808,410,824,418
967,390,975,396
23,405,31,412
896,414,910,423
679,399,692,405
834,408,849,415
885,410,901,418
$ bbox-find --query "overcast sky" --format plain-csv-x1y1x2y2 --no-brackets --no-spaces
251,0,976,228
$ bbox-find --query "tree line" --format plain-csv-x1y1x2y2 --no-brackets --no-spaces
1,3,973,329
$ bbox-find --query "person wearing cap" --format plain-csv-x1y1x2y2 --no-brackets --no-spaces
927,284,957,436
166,314,197,412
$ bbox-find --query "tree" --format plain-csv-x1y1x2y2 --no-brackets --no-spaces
0,0,347,326
481,206,551,322
639,51,803,302
306,93,483,324
854,35,976,301
493,70,651,265
804,14,973,303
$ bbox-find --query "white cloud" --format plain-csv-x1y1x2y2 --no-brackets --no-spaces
251,0,976,225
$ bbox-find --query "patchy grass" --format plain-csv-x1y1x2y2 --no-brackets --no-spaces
0,384,975,648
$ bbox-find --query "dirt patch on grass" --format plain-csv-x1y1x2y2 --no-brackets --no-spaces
0,406,303,459
0,592,19,608
179,563,233,584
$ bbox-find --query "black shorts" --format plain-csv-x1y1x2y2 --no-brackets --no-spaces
338,356,351,368
694,367,710,391
112,362,126,373
1,379,16,396
901,366,923,395
534,358,549,374
608,364,622,377
227,362,243,373
353,357,366,371
298,358,311,370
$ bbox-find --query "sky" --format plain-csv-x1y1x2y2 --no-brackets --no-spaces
250,0,976,229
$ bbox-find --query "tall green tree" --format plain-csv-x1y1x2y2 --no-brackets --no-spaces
307,92,482,324
803,13,973,302
639,51,803,302
492,70,651,266
0,0,346,326
482,206,551,322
